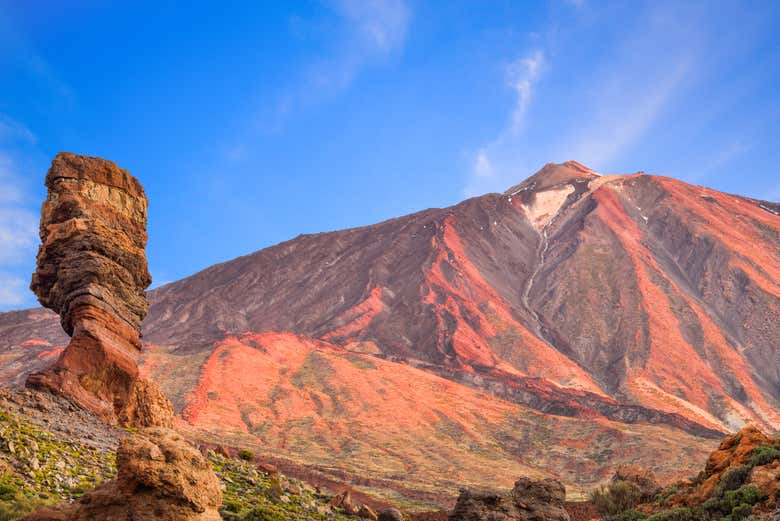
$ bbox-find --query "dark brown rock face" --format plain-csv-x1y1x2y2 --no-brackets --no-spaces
25,152,171,426
449,477,570,521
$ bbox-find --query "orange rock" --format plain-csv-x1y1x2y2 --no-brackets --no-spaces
26,152,171,428
698,426,773,500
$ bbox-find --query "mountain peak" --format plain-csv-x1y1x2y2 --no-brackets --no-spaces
504,160,601,196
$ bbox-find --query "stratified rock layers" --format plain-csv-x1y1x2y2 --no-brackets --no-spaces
20,153,221,520
26,152,169,426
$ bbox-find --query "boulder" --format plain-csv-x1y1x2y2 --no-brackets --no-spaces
611,465,661,500
358,504,379,520
330,489,358,514
378,507,405,521
22,427,222,521
449,477,570,521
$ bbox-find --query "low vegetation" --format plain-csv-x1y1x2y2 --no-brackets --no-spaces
0,408,359,520
591,441,780,521
0,409,116,518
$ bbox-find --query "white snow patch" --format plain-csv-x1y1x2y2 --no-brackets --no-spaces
521,185,575,230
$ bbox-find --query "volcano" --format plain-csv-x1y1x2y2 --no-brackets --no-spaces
1,161,778,506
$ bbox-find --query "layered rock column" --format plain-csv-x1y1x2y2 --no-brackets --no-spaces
26,152,171,427
21,153,222,520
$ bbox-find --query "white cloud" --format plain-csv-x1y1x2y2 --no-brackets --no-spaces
333,0,410,53
0,151,39,271
473,149,494,178
0,114,36,144
463,2,705,197
562,55,693,167
0,207,37,264
0,272,29,307
230,1,411,154
464,49,545,196
304,0,411,95
507,50,544,133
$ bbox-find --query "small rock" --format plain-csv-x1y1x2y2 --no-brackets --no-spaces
329,490,358,514
357,504,378,520
378,508,404,521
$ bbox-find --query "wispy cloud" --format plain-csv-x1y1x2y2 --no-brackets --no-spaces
464,2,704,196
0,151,38,308
561,54,694,167
223,0,411,162
0,272,28,307
290,0,410,105
464,49,545,196
507,50,544,133
333,0,410,54
0,114,37,145
0,153,38,262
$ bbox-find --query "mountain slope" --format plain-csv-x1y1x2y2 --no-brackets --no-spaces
1,161,778,505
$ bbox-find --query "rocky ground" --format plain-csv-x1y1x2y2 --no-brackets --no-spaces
0,388,394,521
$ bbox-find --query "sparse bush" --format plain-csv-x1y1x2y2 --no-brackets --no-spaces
591,480,644,517
724,484,762,509
702,484,765,520
0,475,55,521
612,509,648,521
727,502,754,521
237,449,255,461
238,503,289,521
646,507,703,521
748,445,780,467
717,465,751,494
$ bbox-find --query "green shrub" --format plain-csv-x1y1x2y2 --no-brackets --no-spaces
702,484,765,519
591,480,644,516
222,497,243,513
748,445,780,467
238,503,289,521
0,476,55,521
237,449,255,461
611,509,648,521
726,502,753,521
646,507,704,521
716,465,751,494
724,484,762,508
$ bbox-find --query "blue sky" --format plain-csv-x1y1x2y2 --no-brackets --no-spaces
1,0,779,311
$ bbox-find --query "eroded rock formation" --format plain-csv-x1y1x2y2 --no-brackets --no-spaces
22,153,221,520
449,477,571,521
25,152,171,427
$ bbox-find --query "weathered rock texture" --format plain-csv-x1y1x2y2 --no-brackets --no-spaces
449,477,571,521
20,153,221,520
21,427,222,521
25,152,172,427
